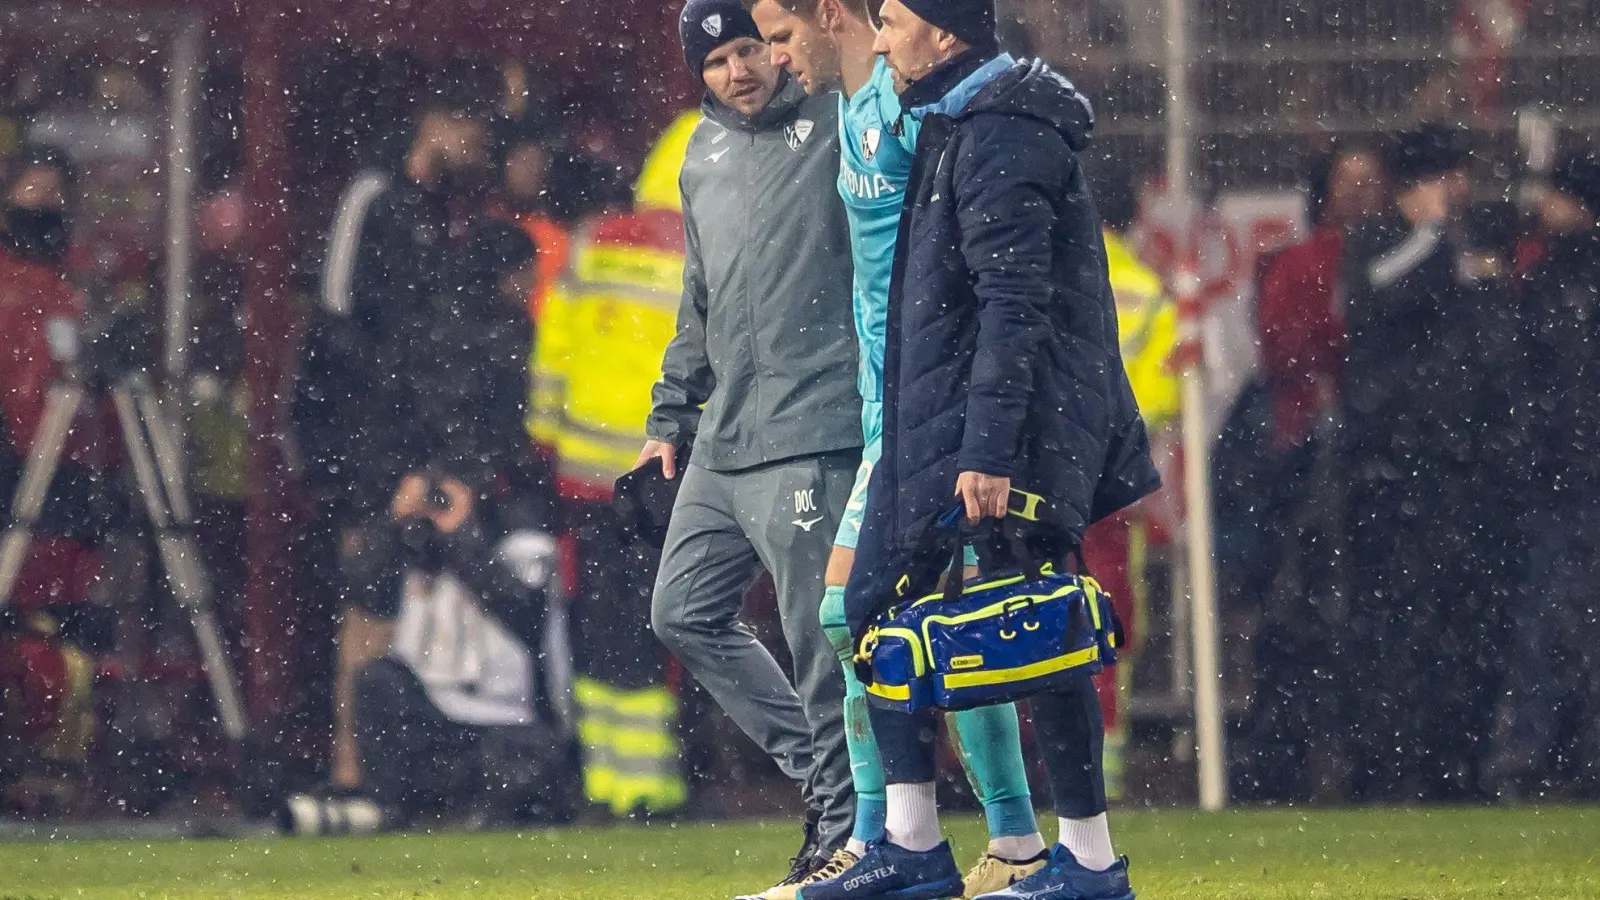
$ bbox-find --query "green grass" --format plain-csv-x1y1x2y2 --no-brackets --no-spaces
1,806,1597,899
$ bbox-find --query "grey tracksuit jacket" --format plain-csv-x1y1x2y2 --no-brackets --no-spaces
645,78,861,854
646,78,862,471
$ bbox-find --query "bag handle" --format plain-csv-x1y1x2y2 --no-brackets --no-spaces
933,499,1065,603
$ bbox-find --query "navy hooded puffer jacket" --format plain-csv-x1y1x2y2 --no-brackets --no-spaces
844,53,1161,632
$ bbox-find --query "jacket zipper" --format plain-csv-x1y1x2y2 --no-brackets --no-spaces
882,113,946,546
741,128,762,464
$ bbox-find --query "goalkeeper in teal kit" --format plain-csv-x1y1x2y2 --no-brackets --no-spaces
745,1,1050,897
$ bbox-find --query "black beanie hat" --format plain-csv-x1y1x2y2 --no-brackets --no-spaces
1550,149,1600,219
899,0,998,53
680,0,765,85
1386,123,1472,184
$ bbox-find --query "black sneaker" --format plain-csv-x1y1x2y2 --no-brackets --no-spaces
733,809,824,900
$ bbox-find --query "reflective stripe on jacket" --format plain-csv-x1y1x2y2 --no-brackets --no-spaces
529,211,686,500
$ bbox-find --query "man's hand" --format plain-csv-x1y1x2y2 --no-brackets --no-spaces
636,440,679,479
956,472,1011,524
391,473,432,521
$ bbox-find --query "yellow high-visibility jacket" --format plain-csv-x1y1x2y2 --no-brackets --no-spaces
527,211,686,500
633,111,701,213
527,112,701,500
1104,229,1180,431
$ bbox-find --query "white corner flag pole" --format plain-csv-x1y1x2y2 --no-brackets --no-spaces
1165,0,1227,811
1177,300,1228,813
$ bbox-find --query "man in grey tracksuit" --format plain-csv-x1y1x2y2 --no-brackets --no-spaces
637,1,860,891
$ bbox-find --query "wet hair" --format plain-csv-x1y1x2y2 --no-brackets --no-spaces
1384,123,1472,187
417,57,500,122
740,0,883,24
1306,142,1377,227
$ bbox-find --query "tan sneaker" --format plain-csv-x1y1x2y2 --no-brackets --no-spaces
759,848,861,900
961,852,1048,899
734,814,824,900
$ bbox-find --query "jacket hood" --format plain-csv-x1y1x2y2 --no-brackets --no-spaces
701,70,806,133
912,55,1095,152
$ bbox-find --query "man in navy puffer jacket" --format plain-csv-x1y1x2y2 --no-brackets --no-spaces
811,0,1160,898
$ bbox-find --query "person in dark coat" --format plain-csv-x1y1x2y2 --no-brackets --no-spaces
1339,123,1495,801
403,221,543,499
1491,150,1600,795
1257,144,1386,453
818,1,1158,898
0,144,112,607
1237,142,1385,804
280,223,568,835
295,81,501,794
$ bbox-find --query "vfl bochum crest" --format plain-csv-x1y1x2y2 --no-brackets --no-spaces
701,14,722,37
861,127,881,161
785,118,814,151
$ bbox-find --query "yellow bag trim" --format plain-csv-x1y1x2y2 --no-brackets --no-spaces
1082,577,1104,636
905,562,1061,611
908,573,1028,609
940,645,1100,690
876,626,926,676
866,681,912,701
919,582,1084,671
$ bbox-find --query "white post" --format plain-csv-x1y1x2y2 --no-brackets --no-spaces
163,17,202,395
1164,0,1227,811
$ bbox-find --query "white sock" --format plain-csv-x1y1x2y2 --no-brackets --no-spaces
846,837,869,857
1058,813,1116,871
885,782,941,852
988,833,1047,862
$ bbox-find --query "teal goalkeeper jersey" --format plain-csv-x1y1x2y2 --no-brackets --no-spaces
838,57,920,405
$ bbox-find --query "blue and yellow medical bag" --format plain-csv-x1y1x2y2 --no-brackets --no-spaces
854,502,1121,714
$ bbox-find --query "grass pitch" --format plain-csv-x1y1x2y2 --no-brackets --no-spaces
1,806,1596,899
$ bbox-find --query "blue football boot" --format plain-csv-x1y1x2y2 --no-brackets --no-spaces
797,840,964,900
970,845,1134,900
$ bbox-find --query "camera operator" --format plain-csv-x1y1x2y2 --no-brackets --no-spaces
282,222,567,833
295,76,502,793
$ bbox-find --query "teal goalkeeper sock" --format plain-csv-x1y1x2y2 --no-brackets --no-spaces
948,703,1040,840
820,585,887,844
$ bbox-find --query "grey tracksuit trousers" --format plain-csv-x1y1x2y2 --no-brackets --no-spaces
650,451,856,851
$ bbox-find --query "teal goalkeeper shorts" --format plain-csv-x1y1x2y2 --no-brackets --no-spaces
833,400,883,552
835,399,976,566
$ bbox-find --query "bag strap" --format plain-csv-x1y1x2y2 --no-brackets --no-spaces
934,506,968,603
933,502,1058,603
875,489,1081,614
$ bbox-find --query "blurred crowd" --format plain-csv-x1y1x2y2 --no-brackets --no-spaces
1224,126,1600,803
2,37,1600,829
0,52,655,825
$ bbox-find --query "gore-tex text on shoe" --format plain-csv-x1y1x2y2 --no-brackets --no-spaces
843,866,897,891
